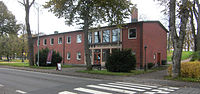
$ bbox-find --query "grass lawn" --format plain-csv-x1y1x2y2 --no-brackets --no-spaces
78,66,168,76
167,51,193,62
0,61,73,69
165,76,200,82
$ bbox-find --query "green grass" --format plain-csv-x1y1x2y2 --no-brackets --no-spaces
0,61,73,69
165,76,200,82
167,51,193,62
77,66,168,76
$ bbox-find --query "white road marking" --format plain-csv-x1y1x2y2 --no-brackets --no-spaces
169,87,179,90
158,87,175,91
16,90,27,94
108,83,152,90
116,82,158,88
144,92,156,94
0,68,101,81
74,87,112,94
58,91,77,94
87,85,136,94
0,84,4,87
99,84,145,92
152,89,170,94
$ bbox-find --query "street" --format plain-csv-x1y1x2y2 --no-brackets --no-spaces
0,68,181,94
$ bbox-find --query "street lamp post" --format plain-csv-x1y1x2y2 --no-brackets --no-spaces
144,45,147,71
37,5,40,66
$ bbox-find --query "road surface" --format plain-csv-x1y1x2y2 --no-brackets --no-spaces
0,68,181,94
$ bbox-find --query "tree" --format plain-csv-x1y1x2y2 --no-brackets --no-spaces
169,0,189,77
0,1,20,35
192,0,200,51
18,0,35,66
44,0,132,70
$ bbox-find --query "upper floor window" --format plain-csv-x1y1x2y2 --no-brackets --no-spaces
112,29,120,42
103,30,110,43
77,34,82,43
43,39,47,45
67,36,71,44
50,38,54,45
77,52,81,60
94,31,101,43
67,52,71,60
128,28,137,39
58,37,62,44
88,32,92,43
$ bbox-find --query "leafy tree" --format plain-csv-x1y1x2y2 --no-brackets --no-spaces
0,1,20,35
169,0,190,78
44,0,132,70
18,0,35,66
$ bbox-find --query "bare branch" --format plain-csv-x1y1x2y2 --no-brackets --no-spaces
29,0,35,7
18,0,25,6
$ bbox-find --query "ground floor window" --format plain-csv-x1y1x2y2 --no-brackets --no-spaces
77,52,81,60
102,49,110,62
67,52,70,60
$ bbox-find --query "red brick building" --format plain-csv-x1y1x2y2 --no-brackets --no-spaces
33,21,167,68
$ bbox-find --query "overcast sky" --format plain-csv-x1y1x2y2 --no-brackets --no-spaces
2,0,166,35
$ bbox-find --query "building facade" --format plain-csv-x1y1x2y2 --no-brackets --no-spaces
33,21,167,68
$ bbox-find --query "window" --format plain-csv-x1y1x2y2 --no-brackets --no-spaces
77,52,81,60
128,28,137,39
102,49,110,62
67,36,71,44
50,38,54,45
77,34,82,43
58,37,62,44
67,52,71,60
43,39,47,45
88,32,92,43
103,30,110,43
94,31,101,43
37,40,40,46
112,29,120,42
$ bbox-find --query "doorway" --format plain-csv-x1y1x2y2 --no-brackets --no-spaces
94,49,101,65
157,53,161,66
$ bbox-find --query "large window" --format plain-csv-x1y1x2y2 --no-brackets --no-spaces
88,32,92,43
112,29,120,42
77,34,82,43
43,39,47,45
67,52,71,60
128,28,137,39
50,38,54,45
102,49,110,62
67,36,71,44
103,30,110,43
94,31,101,43
77,52,81,60
58,37,62,44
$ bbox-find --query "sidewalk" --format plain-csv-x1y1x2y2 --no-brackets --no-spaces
0,65,199,89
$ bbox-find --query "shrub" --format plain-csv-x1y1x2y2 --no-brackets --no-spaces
35,48,62,66
105,49,136,72
190,51,200,61
162,60,167,65
168,61,200,78
148,62,154,69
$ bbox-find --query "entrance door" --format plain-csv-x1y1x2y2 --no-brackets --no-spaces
157,53,161,66
94,50,101,65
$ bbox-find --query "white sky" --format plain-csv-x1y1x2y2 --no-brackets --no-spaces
2,0,166,35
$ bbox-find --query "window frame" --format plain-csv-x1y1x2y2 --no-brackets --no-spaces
43,39,47,46
128,28,137,39
50,38,54,45
77,52,81,60
103,30,110,43
112,29,121,42
67,36,71,44
67,52,71,60
94,31,101,43
76,34,82,43
58,37,62,44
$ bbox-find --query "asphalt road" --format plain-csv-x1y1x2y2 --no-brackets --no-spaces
0,68,182,94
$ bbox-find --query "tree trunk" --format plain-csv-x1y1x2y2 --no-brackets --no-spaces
25,1,34,66
190,9,197,51
194,0,200,51
83,1,92,70
170,0,189,78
